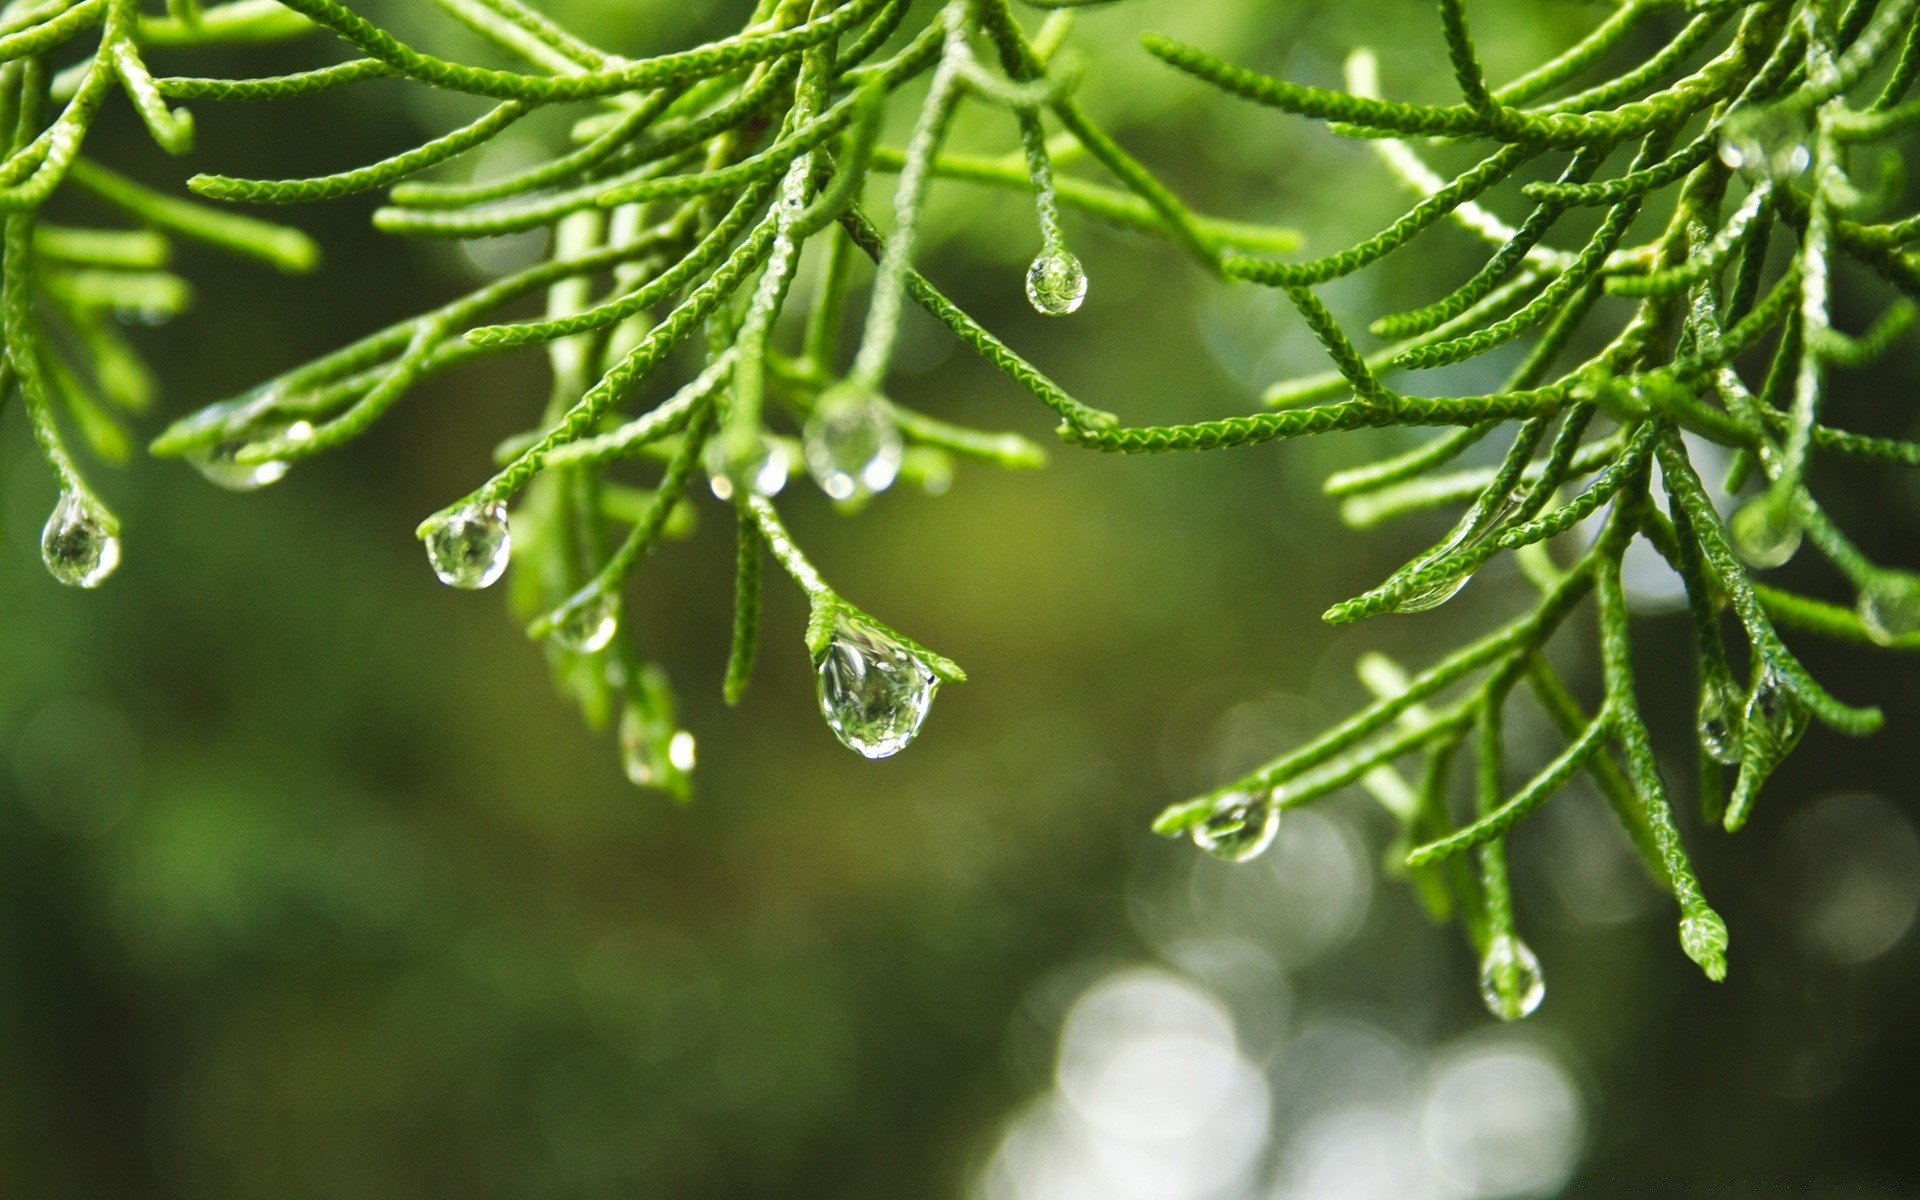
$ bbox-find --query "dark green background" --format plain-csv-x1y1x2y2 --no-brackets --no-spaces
2,1,1917,1196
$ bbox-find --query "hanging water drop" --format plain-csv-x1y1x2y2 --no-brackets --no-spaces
705,434,790,501
618,703,694,789
1387,572,1469,614
1190,790,1280,862
1679,907,1730,982
803,387,903,502
424,501,510,589
1025,248,1087,316
815,614,936,758
1857,572,1920,645
186,420,314,491
1729,493,1801,569
1477,932,1546,1021
1743,667,1809,761
1717,104,1813,180
549,590,619,653
1697,679,1744,765
40,491,120,588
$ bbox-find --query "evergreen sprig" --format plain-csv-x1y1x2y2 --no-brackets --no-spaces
1112,0,1920,1015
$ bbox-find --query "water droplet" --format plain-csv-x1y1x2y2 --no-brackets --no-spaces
40,492,120,588
1025,248,1087,316
424,502,510,589
185,420,313,491
1743,667,1809,761
1477,932,1546,1021
549,590,619,654
705,434,790,501
1729,493,1801,569
803,387,902,502
1698,680,1744,765
1679,907,1729,982
1190,790,1280,862
1858,572,1920,645
1718,105,1813,180
618,703,694,790
815,615,936,758
1388,573,1469,614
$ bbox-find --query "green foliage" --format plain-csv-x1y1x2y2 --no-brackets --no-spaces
8,0,1920,1022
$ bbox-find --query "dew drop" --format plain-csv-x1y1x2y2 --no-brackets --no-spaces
1718,105,1813,181
1388,573,1469,614
549,590,619,654
1679,907,1730,982
1190,790,1280,862
186,419,313,491
705,434,790,502
1858,572,1920,645
618,703,695,790
1729,493,1801,569
424,502,510,589
803,386,902,502
1477,932,1546,1021
1697,680,1744,765
815,615,936,758
1025,248,1087,316
40,492,120,589
1743,667,1809,761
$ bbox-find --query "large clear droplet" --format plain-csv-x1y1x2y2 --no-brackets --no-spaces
1388,572,1469,614
185,420,313,491
1190,790,1280,862
803,387,903,502
1718,105,1813,180
1729,493,1801,569
1743,667,1809,761
1858,572,1920,645
815,615,936,758
1025,248,1087,316
1679,907,1730,981
41,491,120,588
1477,932,1546,1021
1697,679,1744,765
424,501,510,589
549,590,619,654
705,434,790,502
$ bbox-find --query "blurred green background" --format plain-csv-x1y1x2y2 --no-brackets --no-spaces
3,1,1919,1196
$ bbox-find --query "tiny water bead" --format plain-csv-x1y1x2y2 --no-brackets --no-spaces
1729,493,1802,569
803,387,903,502
1678,907,1730,982
1858,572,1920,645
185,420,314,491
1717,104,1813,180
549,590,619,654
1477,932,1546,1021
619,704,697,788
41,492,121,588
705,434,790,501
1697,681,1744,765
1025,248,1087,316
1743,668,1810,760
1190,791,1280,862
424,502,511,589
815,615,937,758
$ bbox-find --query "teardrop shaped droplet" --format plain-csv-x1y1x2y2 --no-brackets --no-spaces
803,387,903,502
549,590,619,654
1678,906,1730,982
186,420,313,491
1717,104,1813,180
40,491,120,588
1477,932,1546,1021
1025,248,1087,316
618,704,695,789
1190,790,1279,862
1387,572,1469,614
1697,679,1744,765
705,434,790,502
424,501,510,589
1729,493,1801,569
1742,667,1809,761
1858,572,1920,645
815,615,936,758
